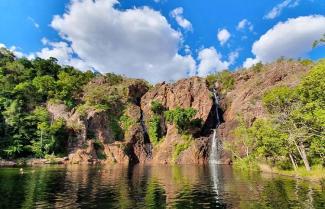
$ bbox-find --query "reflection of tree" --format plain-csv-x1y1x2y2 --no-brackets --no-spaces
144,179,166,209
0,165,324,208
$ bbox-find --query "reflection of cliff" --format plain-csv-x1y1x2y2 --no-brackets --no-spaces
0,165,323,208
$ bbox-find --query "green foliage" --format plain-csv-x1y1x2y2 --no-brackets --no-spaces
109,115,124,141
148,115,161,145
172,134,193,162
0,51,91,158
93,140,107,160
313,34,325,48
105,73,124,85
150,101,164,114
251,62,264,73
119,114,135,131
232,60,325,171
206,70,235,93
165,107,197,133
249,119,287,161
108,111,134,141
263,86,297,114
299,59,313,66
233,156,259,171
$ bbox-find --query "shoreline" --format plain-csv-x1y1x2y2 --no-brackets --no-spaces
2,159,324,183
258,164,325,182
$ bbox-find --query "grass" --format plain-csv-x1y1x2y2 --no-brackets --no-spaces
264,164,325,181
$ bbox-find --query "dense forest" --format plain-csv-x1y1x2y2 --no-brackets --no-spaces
0,47,97,158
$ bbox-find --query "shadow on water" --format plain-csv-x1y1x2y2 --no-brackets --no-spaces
0,164,324,208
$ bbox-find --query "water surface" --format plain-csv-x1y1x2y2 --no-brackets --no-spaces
0,164,324,208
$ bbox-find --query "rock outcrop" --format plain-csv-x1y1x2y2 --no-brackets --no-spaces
47,62,308,165
218,61,310,161
141,77,213,123
47,78,151,165
141,77,213,164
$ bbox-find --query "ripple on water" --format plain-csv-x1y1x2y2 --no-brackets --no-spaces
0,165,324,209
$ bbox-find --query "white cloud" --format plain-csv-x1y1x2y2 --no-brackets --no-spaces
36,40,92,71
236,19,254,32
170,7,193,31
228,51,239,65
28,17,40,29
217,29,231,46
0,43,33,59
243,15,325,68
264,0,300,20
47,0,198,83
196,47,229,77
243,57,260,68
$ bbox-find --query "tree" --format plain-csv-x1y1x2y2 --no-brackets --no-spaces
313,34,325,48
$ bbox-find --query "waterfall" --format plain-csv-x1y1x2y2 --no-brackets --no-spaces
209,89,220,164
139,102,152,159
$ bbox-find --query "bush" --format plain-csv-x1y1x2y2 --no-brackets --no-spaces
262,86,296,113
172,134,193,162
119,114,134,131
150,101,164,114
233,156,259,171
148,115,161,145
165,107,197,133
299,59,313,66
206,70,235,93
251,62,264,73
105,73,124,85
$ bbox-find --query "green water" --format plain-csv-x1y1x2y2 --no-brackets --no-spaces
0,164,324,209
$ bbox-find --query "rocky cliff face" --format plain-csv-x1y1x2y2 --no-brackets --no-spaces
140,77,214,164
47,76,216,165
47,78,151,164
47,61,309,165
218,61,310,161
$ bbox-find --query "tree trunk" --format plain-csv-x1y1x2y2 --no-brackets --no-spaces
289,153,297,171
299,144,311,171
293,140,311,171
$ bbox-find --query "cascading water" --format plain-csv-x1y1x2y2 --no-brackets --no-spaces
209,89,220,164
209,89,222,203
138,100,152,159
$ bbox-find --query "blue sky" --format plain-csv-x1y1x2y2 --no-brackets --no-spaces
0,0,324,83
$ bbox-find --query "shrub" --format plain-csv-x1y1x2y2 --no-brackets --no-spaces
299,59,313,66
119,114,134,131
165,107,197,133
252,62,264,73
105,73,124,85
262,86,296,114
172,134,193,162
150,100,164,114
206,70,235,93
148,115,161,145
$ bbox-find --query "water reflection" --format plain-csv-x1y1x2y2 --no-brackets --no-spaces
0,165,324,208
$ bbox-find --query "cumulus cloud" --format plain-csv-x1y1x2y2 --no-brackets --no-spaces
228,51,239,65
217,29,231,46
236,19,253,32
243,15,325,68
36,40,92,71
0,42,34,59
47,0,197,83
243,57,260,68
170,7,192,31
264,0,300,20
196,47,229,77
